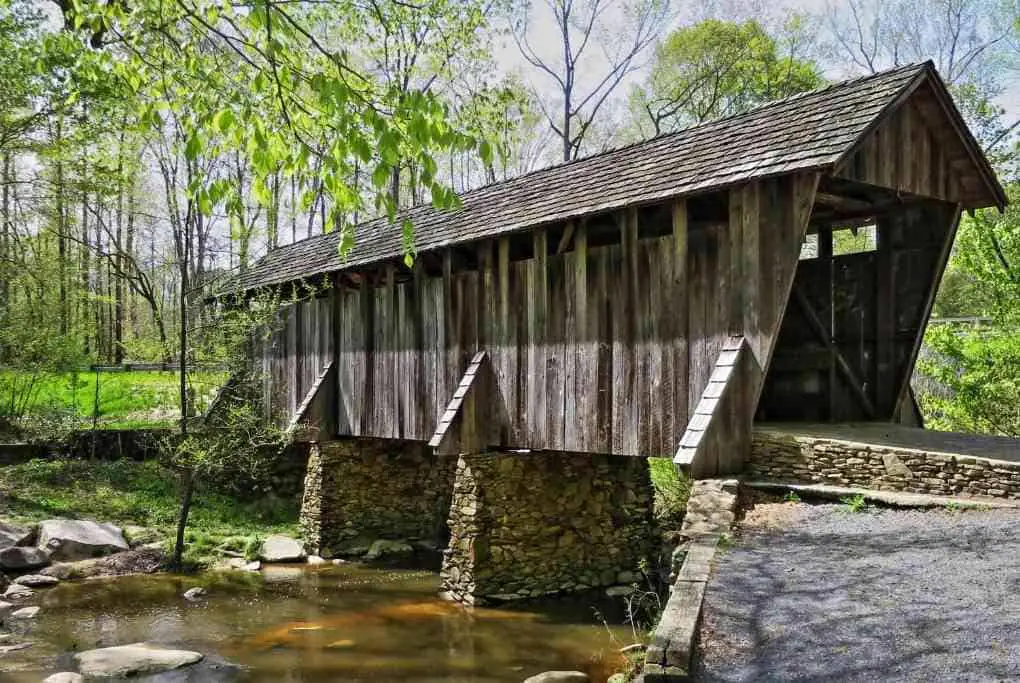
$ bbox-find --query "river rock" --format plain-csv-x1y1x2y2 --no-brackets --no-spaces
259,535,305,563
13,573,58,588
2,584,33,600
43,673,84,683
363,539,413,561
9,606,39,619
37,520,129,561
0,600,14,618
123,526,161,548
73,643,203,678
183,587,206,601
0,522,33,549
0,641,32,653
523,672,589,683
0,546,49,571
306,555,327,565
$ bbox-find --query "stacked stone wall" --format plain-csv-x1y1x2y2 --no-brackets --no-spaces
300,439,456,556
440,452,654,603
749,430,1020,500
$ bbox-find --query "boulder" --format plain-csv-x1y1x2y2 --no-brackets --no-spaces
73,643,203,678
523,672,589,683
182,587,206,601
44,674,85,683
13,573,58,588
0,546,49,571
0,522,33,550
123,526,161,548
9,606,40,619
0,642,32,653
306,555,327,565
259,535,305,563
2,584,33,600
37,520,129,561
363,539,413,561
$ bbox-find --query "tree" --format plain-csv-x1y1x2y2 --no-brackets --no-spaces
512,0,670,161
821,0,1018,152
628,17,823,137
919,183,1020,436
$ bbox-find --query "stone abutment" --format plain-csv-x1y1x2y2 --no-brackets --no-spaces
300,440,656,603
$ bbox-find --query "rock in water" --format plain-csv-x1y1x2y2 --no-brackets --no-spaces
9,606,40,619
183,587,206,601
259,535,305,563
0,523,33,550
13,573,58,588
306,555,327,565
363,539,413,561
2,584,34,600
0,546,49,571
523,672,590,683
43,674,84,683
73,643,203,678
0,600,14,618
37,520,129,561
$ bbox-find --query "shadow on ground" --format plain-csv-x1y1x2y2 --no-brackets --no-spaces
694,504,1020,682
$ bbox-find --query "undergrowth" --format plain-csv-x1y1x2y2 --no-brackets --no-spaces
0,458,298,567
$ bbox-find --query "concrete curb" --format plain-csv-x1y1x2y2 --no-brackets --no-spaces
643,533,719,682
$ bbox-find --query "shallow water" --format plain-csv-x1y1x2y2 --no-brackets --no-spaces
1,564,636,681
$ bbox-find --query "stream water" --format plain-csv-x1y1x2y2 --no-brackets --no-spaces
1,564,637,681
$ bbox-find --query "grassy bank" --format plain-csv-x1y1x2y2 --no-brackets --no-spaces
0,458,299,566
0,370,226,430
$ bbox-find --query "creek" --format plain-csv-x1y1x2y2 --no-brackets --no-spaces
2,563,638,681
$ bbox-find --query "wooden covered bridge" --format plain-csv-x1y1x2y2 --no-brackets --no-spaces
234,62,1005,601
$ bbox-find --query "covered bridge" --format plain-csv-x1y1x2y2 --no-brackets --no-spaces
234,62,1005,602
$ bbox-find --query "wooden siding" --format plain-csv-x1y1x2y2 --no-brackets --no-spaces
676,173,819,475
836,85,965,203
260,296,334,427
256,172,812,460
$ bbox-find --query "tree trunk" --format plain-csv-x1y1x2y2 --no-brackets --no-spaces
171,467,194,570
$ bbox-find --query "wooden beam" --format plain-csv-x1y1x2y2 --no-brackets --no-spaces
286,361,336,441
893,202,963,414
792,287,876,418
556,221,576,254
428,351,497,455
815,191,874,213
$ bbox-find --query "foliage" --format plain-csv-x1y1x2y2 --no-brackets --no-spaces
629,18,823,136
0,458,298,558
0,370,225,433
840,493,868,513
648,457,691,530
921,183,1020,437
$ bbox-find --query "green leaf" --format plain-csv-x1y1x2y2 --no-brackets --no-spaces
213,109,235,134
372,163,390,189
184,134,203,161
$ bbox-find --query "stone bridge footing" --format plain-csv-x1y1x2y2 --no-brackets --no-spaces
300,440,656,603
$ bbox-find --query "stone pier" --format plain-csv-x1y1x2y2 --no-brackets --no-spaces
439,451,654,604
300,439,456,557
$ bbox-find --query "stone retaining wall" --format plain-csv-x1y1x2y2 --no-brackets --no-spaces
749,429,1020,500
440,452,653,604
300,439,456,556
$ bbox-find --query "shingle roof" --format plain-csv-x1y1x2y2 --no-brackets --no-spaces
234,61,951,291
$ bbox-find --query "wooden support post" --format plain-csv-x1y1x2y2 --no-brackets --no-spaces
875,217,895,418
818,226,836,420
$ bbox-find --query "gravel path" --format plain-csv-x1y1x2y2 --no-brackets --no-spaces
695,504,1020,682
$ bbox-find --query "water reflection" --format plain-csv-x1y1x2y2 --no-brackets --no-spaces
3,564,634,681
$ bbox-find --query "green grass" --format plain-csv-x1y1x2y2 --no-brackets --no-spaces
0,458,298,567
0,370,226,429
648,457,691,530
